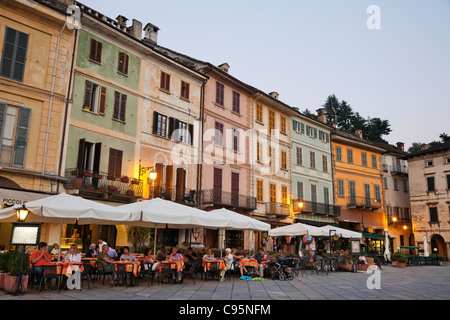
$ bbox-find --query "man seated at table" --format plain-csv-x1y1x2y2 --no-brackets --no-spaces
30,242,53,290
184,247,198,275
202,248,215,261
155,245,167,262
85,243,97,258
108,246,118,260
168,247,184,282
251,247,269,277
97,244,118,285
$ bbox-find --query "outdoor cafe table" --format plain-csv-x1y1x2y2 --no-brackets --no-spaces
114,261,140,277
202,259,226,272
48,262,83,277
81,257,97,267
240,259,259,268
158,260,185,272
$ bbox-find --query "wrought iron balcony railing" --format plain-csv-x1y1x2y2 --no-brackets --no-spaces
265,202,290,217
201,189,257,210
346,196,381,210
293,199,341,217
151,185,198,205
65,168,143,198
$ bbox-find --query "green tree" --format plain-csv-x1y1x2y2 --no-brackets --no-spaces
364,117,392,143
126,226,153,252
322,94,340,125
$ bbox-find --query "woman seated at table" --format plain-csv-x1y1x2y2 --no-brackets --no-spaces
219,248,233,282
50,243,60,255
143,248,160,271
168,247,184,282
120,246,138,262
64,244,82,263
231,248,248,277
202,248,215,261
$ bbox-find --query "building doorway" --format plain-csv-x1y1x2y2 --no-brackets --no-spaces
430,234,448,259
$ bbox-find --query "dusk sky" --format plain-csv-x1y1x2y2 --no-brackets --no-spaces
80,0,450,150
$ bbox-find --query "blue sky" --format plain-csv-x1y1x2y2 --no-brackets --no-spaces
80,0,450,149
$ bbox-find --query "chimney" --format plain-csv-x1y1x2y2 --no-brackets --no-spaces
116,15,128,29
396,142,405,152
127,19,143,39
269,92,279,100
355,129,363,139
316,108,327,124
421,144,429,151
144,23,160,45
218,63,230,73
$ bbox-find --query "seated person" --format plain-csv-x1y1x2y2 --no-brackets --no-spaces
184,247,198,275
220,248,233,281
64,244,82,263
107,246,118,260
30,242,53,289
85,243,97,258
119,246,138,262
168,247,184,282
96,245,118,285
202,248,215,261
143,248,160,272
155,245,167,262
231,248,248,277
251,247,269,277
50,243,60,255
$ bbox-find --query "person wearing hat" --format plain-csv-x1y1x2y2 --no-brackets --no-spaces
220,248,233,281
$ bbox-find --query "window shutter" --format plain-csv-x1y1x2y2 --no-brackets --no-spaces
83,80,93,110
1,28,29,82
96,41,102,63
314,128,318,139
152,111,159,134
0,103,6,154
113,91,120,120
76,138,86,173
93,142,102,174
98,86,107,115
12,107,31,168
89,39,96,61
301,123,305,134
167,117,174,139
119,94,126,122
188,123,194,145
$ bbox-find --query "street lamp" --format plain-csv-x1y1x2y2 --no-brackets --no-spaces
298,200,304,210
15,204,30,222
149,169,157,181
192,228,199,240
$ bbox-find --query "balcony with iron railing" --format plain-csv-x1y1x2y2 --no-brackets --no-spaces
387,207,412,226
152,185,198,205
201,189,257,211
292,199,341,217
265,202,290,217
346,196,381,210
65,168,143,200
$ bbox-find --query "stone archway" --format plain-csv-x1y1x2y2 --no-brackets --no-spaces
430,234,448,259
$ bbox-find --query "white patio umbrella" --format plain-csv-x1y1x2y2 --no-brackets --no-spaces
119,198,232,253
207,208,271,232
319,225,363,239
268,222,323,237
384,231,391,262
423,235,429,257
0,192,139,225
0,192,140,260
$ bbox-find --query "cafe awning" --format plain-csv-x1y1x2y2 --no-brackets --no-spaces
362,232,390,240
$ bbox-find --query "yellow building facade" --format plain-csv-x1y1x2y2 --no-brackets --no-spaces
331,130,388,253
0,0,77,248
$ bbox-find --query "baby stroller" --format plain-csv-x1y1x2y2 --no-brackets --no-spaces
269,258,294,281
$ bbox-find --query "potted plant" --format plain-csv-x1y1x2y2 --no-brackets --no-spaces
126,189,134,196
0,252,11,290
393,252,407,268
358,256,368,271
4,251,31,293
120,176,129,183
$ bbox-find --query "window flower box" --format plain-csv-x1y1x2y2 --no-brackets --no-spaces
72,178,83,189
120,176,129,183
126,190,134,196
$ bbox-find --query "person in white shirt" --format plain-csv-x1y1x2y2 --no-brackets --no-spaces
220,248,233,281
98,237,107,253
64,244,82,263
